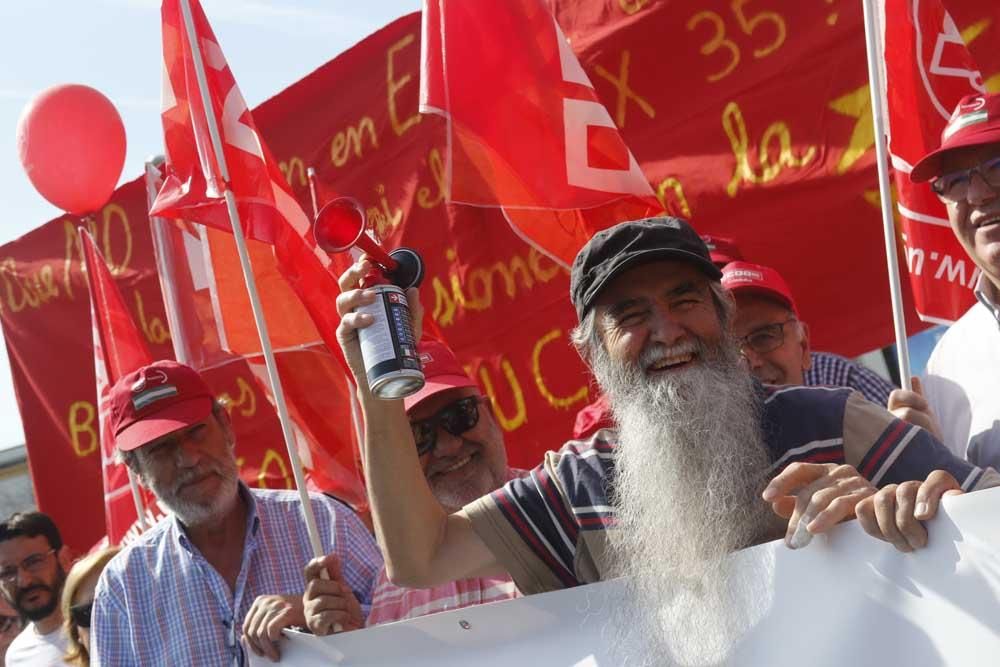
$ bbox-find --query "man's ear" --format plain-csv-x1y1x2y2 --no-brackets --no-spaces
799,320,812,370
56,545,72,573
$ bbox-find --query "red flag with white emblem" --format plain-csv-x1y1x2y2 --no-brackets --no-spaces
151,0,347,365
420,0,663,267
151,0,314,246
82,230,163,545
879,0,1000,323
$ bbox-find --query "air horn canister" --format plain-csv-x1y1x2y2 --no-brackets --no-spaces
314,197,425,400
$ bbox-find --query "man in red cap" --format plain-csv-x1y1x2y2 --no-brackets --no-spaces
89,360,382,665
890,92,1000,471
303,340,524,631
722,261,895,405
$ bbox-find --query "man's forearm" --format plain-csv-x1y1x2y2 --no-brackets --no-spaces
359,391,450,585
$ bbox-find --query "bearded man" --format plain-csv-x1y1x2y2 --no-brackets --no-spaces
90,361,382,666
335,217,997,663
0,512,71,666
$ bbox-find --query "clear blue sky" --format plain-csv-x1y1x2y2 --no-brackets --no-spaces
0,0,419,450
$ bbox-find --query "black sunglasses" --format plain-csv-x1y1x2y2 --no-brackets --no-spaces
70,601,93,629
410,396,483,456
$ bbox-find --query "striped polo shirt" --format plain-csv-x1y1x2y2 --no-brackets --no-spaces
465,385,999,595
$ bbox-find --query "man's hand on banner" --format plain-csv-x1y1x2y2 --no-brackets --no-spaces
303,554,365,636
762,462,877,550
888,377,945,443
855,470,964,553
242,593,307,661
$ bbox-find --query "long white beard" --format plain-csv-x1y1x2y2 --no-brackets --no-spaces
592,338,778,666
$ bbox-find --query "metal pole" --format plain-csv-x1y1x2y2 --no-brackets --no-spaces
178,0,324,558
860,0,913,391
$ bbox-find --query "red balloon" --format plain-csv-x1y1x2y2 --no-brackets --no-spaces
16,84,126,215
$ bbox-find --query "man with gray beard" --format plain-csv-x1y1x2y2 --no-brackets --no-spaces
90,361,382,666
335,217,998,664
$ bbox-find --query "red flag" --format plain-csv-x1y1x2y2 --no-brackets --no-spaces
81,230,162,545
880,0,1000,323
152,0,305,246
420,0,663,267
152,0,347,365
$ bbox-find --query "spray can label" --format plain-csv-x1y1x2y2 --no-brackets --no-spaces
357,285,424,398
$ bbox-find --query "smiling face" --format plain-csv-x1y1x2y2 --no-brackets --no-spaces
408,386,509,513
591,260,726,376
732,294,810,386
938,142,1000,292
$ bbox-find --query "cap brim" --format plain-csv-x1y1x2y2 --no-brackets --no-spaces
115,396,214,452
403,374,478,412
580,248,723,317
910,128,1000,183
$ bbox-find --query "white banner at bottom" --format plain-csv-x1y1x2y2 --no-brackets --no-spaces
256,487,1000,666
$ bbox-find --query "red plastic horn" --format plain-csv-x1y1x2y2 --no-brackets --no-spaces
313,197,398,271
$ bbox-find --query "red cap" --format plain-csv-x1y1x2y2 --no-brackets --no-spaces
403,340,478,412
911,93,1000,183
700,235,743,268
110,360,214,452
721,261,798,315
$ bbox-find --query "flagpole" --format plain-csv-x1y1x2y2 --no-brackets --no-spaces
144,160,192,365
860,0,912,391
307,168,367,460
178,0,324,559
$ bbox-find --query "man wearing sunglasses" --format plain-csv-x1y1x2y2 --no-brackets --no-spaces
304,340,523,631
335,217,998,663
0,511,72,666
722,261,895,405
891,92,1000,471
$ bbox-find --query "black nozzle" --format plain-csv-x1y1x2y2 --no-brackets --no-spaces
386,247,424,289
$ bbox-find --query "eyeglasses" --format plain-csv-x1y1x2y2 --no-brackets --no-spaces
931,155,1000,202
0,615,19,633
69,601,93,629
410,396,483,456
739,318,798,355
0,550,56,585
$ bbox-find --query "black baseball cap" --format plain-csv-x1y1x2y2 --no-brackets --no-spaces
570,217,722,319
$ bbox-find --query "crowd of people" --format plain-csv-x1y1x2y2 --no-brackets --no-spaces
2,91,998,665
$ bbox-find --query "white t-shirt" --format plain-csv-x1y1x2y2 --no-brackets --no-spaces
4,623,70,667
923,277,1000,469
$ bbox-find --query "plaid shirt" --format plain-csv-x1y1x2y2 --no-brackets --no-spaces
804,351,895,406
91,484,382,666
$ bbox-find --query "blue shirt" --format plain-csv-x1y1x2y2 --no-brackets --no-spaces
804,350,896,406
91,484,382,666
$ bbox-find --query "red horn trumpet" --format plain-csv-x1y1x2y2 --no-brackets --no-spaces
313,197,423,289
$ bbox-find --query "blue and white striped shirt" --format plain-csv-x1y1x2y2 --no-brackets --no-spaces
92,484,382,666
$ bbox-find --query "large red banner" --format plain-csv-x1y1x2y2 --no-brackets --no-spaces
0,2,951,550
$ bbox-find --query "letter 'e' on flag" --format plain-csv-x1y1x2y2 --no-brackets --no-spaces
420,0,663,267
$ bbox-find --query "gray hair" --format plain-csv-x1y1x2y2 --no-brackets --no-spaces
570,280,734,361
